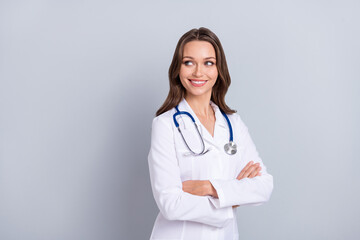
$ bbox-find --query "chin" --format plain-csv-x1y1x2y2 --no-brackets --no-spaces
185,89,211,98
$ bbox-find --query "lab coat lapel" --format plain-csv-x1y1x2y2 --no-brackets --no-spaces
175,99,206,153
176,99,216,148
176,99,229,151
176,98,194,130
210,101,230,151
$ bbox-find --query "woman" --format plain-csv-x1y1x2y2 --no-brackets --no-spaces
148,27,273,240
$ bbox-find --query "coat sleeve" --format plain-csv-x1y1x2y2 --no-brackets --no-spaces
208,114,274,209
148,116,234,228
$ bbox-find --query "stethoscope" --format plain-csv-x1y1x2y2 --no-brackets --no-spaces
173,105,237,156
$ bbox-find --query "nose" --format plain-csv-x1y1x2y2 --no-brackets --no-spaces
193,64,203,78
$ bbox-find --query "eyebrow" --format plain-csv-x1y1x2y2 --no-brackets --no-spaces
182,56,216,60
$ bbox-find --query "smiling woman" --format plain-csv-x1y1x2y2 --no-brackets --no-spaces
179,41,218,98
148,27,274,240
156,27,235,117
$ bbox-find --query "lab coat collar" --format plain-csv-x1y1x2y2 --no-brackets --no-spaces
176,98,229,149
177,98,227,128
209,101,228,129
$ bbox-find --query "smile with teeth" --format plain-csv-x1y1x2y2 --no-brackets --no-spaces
189,79,208,87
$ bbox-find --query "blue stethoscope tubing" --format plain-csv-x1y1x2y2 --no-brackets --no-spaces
173,105,237,155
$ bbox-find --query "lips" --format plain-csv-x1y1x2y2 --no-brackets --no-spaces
189,79,207,87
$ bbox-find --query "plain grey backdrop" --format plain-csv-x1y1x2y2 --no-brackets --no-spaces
1,0,359,239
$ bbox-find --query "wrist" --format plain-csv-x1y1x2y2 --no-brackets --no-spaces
205,180,215,197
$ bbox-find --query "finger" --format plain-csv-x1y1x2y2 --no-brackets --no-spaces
251,166,263,178
242,164,257,178
249,166,261,178
237,161,253,180
237,162,256,180
257,167,262,176
248,167,257,178
243,163,260,178
238,161,253,176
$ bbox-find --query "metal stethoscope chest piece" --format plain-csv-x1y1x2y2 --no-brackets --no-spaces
224,141,237,155
173,105,237,156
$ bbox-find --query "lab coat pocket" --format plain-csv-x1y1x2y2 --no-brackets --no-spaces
176,149,212,181
174,126,205,181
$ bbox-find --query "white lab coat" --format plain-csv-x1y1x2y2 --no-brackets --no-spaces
148,98,273,240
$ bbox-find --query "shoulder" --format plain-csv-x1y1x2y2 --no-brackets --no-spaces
151,108,176,132
227,112,248,132
149,109,178,155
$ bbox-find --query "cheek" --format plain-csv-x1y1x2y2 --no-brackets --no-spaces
179,71,186,83
209,69,218,80
179,70,190,88
179,67,194,83
180,66,192,76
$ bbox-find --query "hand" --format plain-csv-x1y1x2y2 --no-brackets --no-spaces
233,161,262,209
182,180,211,197
236,161,262,180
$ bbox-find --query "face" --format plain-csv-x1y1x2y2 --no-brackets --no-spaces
179,40,218,99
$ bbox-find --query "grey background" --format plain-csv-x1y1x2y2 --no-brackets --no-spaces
1,0,359,239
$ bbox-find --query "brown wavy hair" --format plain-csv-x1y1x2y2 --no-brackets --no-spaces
156,27,236,116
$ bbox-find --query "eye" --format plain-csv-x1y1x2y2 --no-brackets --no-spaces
183,61,194,66
205,61,215,66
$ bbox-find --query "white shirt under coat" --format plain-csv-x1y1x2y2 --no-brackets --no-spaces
148,98,273,240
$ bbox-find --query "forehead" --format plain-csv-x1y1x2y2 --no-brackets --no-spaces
183,40,216,58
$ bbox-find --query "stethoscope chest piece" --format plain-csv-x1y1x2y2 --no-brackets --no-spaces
224,141,237,155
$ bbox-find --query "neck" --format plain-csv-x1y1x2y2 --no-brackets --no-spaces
185,92,213,119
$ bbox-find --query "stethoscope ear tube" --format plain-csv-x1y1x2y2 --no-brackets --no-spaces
177,123,208,156
173,110,195,128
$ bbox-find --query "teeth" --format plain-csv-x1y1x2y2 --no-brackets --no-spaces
191,80,205,84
